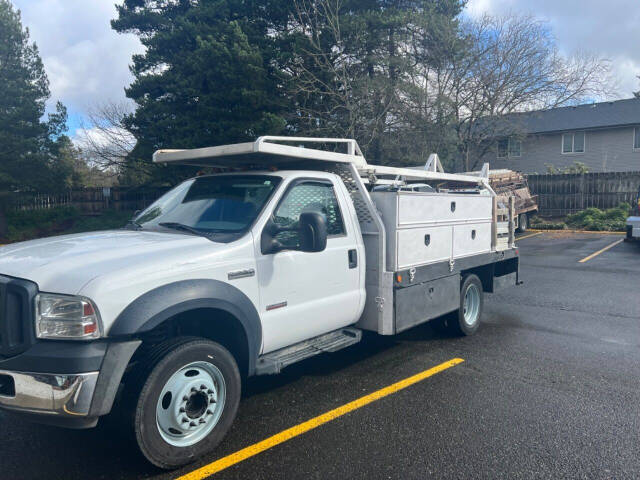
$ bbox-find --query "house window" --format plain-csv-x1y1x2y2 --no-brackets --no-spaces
497,139,508,158
562,131,585,154
634,127,640,150
497,138,520,158
508,139,521,157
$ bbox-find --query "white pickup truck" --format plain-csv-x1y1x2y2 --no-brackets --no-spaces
0,137,519,468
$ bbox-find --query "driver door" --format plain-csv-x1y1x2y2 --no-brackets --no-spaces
256,178,362,353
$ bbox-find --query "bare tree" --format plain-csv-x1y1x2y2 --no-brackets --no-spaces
76,101,138,175
287,0,401,157
284,7,613,171
433,14,613,170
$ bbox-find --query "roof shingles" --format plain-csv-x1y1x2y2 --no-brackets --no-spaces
496,98,640,135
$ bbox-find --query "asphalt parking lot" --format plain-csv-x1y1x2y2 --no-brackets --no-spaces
2,232,639,480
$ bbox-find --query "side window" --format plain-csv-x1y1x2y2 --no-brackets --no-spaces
273,181,345,248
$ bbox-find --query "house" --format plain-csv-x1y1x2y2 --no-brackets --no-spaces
471,98,640,173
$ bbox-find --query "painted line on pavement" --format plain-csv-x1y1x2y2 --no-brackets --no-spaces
529,229,625,235
516,232,543,241
176,358,465,480
578,238,624,263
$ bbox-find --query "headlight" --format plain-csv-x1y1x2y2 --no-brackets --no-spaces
35,294,102,340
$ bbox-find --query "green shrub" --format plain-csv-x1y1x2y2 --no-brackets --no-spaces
529,216,567,230
565,203,630,231
532,222,567,230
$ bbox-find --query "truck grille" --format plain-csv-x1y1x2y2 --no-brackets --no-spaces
0,276,37,358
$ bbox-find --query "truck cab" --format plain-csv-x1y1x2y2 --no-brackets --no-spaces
0,137,519,469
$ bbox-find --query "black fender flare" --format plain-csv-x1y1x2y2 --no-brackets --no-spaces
109,279,262,376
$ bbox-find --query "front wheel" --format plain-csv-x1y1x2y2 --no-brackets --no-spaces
441,274,484,336
131,338,241,469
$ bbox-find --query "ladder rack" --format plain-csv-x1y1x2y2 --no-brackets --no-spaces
153,136,490,188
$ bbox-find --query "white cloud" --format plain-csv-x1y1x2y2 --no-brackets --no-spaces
12,0,144,119
465,0,640,98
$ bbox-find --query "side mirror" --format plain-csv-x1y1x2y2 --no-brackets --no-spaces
298,212,327,252
260,212,328,255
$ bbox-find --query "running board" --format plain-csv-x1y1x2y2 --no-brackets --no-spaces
255,327,362,375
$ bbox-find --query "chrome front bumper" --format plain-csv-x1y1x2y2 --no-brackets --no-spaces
0,369,98,417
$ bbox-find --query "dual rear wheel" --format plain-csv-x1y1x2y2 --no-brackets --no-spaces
433,274,484,336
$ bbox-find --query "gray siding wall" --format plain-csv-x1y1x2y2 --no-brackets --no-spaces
474,126,640,173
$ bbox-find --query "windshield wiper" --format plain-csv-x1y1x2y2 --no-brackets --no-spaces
158,222,211,238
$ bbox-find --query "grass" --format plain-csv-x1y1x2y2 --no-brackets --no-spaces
3,207,135,243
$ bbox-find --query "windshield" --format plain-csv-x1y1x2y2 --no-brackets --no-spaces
133,175,281,236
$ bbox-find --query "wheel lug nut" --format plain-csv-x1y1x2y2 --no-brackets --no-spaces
207,389,214,394
209,398,216,404
200,384,207,390
182,396,189,401
182,418,189,423
206,409,213,415
189,421,197,427
199,418,206,424
191,387,198,393
179,407,185,413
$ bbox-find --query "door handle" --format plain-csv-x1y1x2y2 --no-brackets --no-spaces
348,249,358,269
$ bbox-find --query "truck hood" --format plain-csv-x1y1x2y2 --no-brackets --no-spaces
0,230,220,294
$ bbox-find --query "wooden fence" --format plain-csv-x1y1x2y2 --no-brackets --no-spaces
8,172,640,218
527,172,640,217
9,186,169,214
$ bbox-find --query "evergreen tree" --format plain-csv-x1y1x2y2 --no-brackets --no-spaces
112,0,291,183
0,0,51,191
0,0,74,235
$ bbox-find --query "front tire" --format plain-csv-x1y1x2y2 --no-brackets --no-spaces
131,338,241,469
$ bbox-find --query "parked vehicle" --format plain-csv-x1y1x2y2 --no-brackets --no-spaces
626,185,640,241
0,137,520,469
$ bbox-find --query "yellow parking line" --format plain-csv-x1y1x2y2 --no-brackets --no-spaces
517,232,543,241
176,358,465,480
578,238,624,263
529,229,625,235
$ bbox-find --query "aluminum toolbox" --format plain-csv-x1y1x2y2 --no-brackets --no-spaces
371,191,493,271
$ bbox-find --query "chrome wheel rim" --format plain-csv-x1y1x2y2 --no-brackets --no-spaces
156,361,226,447
463,284,480,326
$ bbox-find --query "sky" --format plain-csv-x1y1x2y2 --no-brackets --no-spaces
12,0,144,137
11,0,640,138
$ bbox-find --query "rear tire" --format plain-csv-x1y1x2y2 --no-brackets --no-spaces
444,274,484,336
129,337,241,469
517,213,528,233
